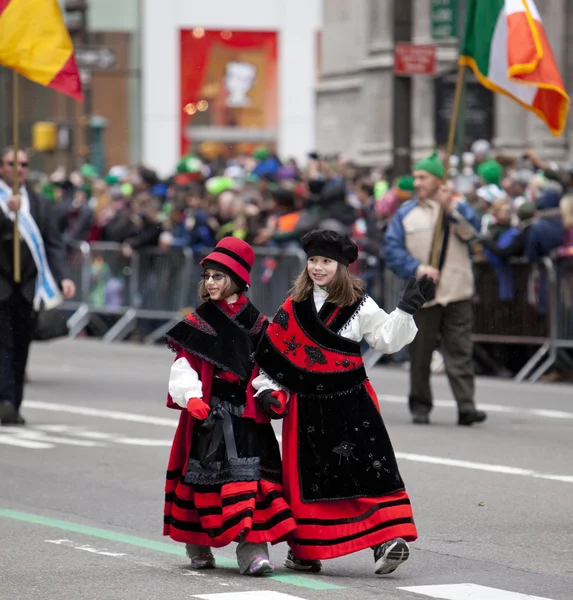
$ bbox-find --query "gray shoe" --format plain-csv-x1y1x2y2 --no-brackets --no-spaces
185,544,215,569
373,538,410,575
236,540,274,576
284,549,322,572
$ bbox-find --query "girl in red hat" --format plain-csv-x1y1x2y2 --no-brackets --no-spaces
245,230,435,576
163,237,296,576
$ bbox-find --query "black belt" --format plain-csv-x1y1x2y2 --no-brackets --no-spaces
200,396,244,465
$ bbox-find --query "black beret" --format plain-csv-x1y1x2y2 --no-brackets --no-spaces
301,229,359,266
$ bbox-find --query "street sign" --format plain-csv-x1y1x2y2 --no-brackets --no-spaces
75,46,117,70
394,43,437,76
431,0,458,41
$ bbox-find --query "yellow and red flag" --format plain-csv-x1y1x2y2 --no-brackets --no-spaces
0,0,83,100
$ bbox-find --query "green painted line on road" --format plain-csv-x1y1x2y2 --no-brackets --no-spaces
0,509,342,591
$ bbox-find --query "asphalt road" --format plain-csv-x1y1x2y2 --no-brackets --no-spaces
1,339,572,600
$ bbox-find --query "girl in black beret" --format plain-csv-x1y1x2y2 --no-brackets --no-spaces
246,229,435,576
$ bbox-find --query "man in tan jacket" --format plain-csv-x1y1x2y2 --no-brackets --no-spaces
384,152,487,426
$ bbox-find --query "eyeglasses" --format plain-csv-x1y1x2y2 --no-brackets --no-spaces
5,161,29,168
201,273,226,282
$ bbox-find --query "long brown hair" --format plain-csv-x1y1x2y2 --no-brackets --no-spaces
291,263,366,307
198,273,240,303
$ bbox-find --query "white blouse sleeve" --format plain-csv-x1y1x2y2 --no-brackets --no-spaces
358,296,418,354
251,369,289,399
168,357,203,409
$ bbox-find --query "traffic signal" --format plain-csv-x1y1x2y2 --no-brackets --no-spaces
63,0,88,38
32,122,58,152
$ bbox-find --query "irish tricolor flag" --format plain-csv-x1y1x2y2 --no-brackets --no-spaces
459,0,569,136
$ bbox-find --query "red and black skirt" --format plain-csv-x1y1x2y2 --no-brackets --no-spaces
164,379,296,547
282,380,418,561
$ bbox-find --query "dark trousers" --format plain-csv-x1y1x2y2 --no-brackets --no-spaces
409,300,476,416
0,293,34,413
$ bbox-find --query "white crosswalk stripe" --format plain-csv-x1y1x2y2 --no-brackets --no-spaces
193,586,557,600
0,425,172,449
399,584,554,600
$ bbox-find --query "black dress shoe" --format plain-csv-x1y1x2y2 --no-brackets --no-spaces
458,410,487,426
412,412,430,425
1,412,26,426
0,401,16,424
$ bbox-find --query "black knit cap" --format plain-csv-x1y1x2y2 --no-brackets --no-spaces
301,229,359,266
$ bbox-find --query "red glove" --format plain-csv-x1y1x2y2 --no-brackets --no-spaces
186,397,210,420
259,390,288,419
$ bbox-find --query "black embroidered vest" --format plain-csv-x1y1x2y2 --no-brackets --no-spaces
166,300,267,381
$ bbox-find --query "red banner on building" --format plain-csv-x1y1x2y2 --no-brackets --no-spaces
180,29,278,157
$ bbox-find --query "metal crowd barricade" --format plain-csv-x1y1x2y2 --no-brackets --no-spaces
528,252,573,379
59,241,92,337
93,244,195,343
555,255,573,350
135,247,194,344
472,257,556,382
249,247,307,317
59,242,306,343
58,241,570,381
363,259,557,379
363,266,406,369
351,252,384,303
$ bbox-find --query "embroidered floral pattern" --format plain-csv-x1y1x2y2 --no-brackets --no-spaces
274,308,290,331
332,441,357,463
283,336,301,355
304,345,328,367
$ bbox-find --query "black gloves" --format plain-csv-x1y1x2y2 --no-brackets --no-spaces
397,275,437,315
258,390,288,420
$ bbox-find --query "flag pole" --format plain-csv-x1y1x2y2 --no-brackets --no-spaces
429,62,465,268
12,70,21,283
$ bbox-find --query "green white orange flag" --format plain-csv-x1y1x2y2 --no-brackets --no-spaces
459,0,569,136
0,0,83,100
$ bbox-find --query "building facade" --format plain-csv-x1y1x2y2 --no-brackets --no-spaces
0,0,321,177
142,0,321,176
316,0,573,167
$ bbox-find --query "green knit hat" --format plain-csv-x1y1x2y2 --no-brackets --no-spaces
205,176,235,195
413,151,444,179
105,174,120,185
80,163,98,180
176,154,203,174
253,146,270,161
396,176,415,192
477,159,503,185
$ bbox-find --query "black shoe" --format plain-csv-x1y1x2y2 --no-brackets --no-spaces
284,549,322,573
412,412,430,425
0,401,16,425
373,538,410,575
458,410,487,426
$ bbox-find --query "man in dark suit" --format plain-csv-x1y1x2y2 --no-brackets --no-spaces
0,147,76,426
